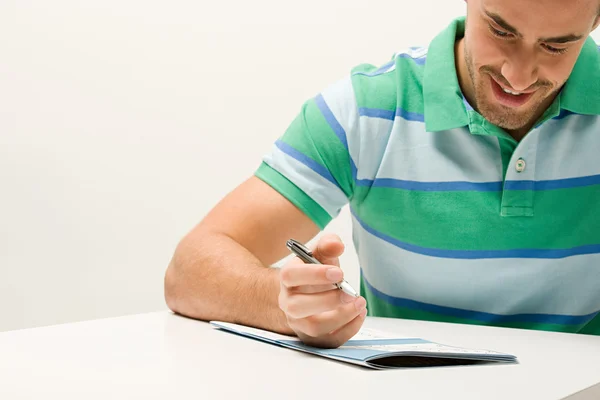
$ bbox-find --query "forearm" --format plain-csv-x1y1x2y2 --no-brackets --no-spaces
164,230,292,334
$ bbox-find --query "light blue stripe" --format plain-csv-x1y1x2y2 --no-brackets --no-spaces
398,53,426,65
358,107,425,122
358,107,395,120
314,93,358,179
274,140,339,188
352,60,395,77
362,274,599,326
278,344,393,361
357,178,503,192
314,94,348,150
352,51,426,78
396,107,425,122
343,338,429,346
350,207,600,259
353,218,600,316
462,95,474,111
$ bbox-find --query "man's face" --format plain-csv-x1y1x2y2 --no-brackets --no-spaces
461,0,600,131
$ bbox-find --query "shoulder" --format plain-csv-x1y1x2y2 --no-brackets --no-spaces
348,47,428,113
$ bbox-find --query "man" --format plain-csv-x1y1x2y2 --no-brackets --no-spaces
164,0,600,348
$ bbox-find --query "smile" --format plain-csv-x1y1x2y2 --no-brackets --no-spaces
490,76,534,108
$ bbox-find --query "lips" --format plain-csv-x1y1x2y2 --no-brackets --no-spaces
490,76,534,108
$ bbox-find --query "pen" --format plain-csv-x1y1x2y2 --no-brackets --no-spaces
286,238,359,298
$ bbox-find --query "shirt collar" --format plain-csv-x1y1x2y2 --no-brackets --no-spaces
560,38,600,115
423,17,469,132
423,16,600,133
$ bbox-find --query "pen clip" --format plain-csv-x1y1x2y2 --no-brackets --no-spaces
286,239,313,257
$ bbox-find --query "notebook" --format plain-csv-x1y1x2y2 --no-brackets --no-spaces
210,321,518,369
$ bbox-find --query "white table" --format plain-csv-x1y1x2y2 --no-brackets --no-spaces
1,311,599,400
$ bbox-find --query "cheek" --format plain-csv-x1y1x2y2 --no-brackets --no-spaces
467,33,506,71
538,56,577,86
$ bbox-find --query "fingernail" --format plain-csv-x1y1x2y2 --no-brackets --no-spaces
325,268,342,282
360,309,367,318
354,297,367,311
341,292,355,303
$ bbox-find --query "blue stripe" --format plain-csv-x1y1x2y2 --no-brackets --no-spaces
358,107,425,122
275,140,340,188
396,107,425,122
354,174,600,192
504,180,535,191
314,94,358,179
362,274,599,326
535,174,600,190
315,94,348,150
358,107,395,120
350,207,600,259
357,178,503,192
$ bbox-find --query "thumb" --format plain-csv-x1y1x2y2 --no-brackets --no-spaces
312,233,345,267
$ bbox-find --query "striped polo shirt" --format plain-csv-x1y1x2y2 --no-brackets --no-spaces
255,16,600,335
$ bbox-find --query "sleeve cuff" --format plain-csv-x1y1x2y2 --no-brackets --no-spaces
254,162,332,230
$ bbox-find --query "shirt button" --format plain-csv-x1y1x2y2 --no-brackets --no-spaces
516,158,526,173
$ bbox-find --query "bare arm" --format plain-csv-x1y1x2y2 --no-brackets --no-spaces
164,175,320,334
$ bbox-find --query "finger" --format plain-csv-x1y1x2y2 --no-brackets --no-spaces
281,289,355,319
289,284,338,294
280,260,344,288
326,308,368,347
290,296,367,337
311,233,344,266
298,307,368,349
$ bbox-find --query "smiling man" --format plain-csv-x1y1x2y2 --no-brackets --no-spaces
457,0,600,140
165,0,600,348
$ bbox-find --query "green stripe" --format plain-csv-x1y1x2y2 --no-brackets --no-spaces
254,162,332,229
353,184,600,250
279,99,354,198
351,57,425,113
361,279,592,334
579,313,600,335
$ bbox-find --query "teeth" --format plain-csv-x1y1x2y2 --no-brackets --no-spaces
502,88,522,95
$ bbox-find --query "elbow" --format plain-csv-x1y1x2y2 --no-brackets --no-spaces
164,237,190,315
163,233,209,318
164,259,181,314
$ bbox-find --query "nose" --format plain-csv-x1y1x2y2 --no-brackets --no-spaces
500,46,538,92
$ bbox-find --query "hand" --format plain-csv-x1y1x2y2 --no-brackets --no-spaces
277,233,367,348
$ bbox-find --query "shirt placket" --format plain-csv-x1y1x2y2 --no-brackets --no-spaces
500,130,539,217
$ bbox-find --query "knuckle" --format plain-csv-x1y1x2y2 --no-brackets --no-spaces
279,266,295,286
284,298,302,318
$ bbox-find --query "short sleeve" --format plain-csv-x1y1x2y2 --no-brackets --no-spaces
255,76,359,230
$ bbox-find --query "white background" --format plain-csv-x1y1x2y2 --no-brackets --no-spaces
1,1,598,332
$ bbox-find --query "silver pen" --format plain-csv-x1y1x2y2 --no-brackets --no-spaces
286,238,359,298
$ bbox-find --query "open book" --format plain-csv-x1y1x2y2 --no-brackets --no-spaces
210,321,518,369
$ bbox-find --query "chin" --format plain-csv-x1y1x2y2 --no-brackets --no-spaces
478,100,533,131
477,87,546,130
